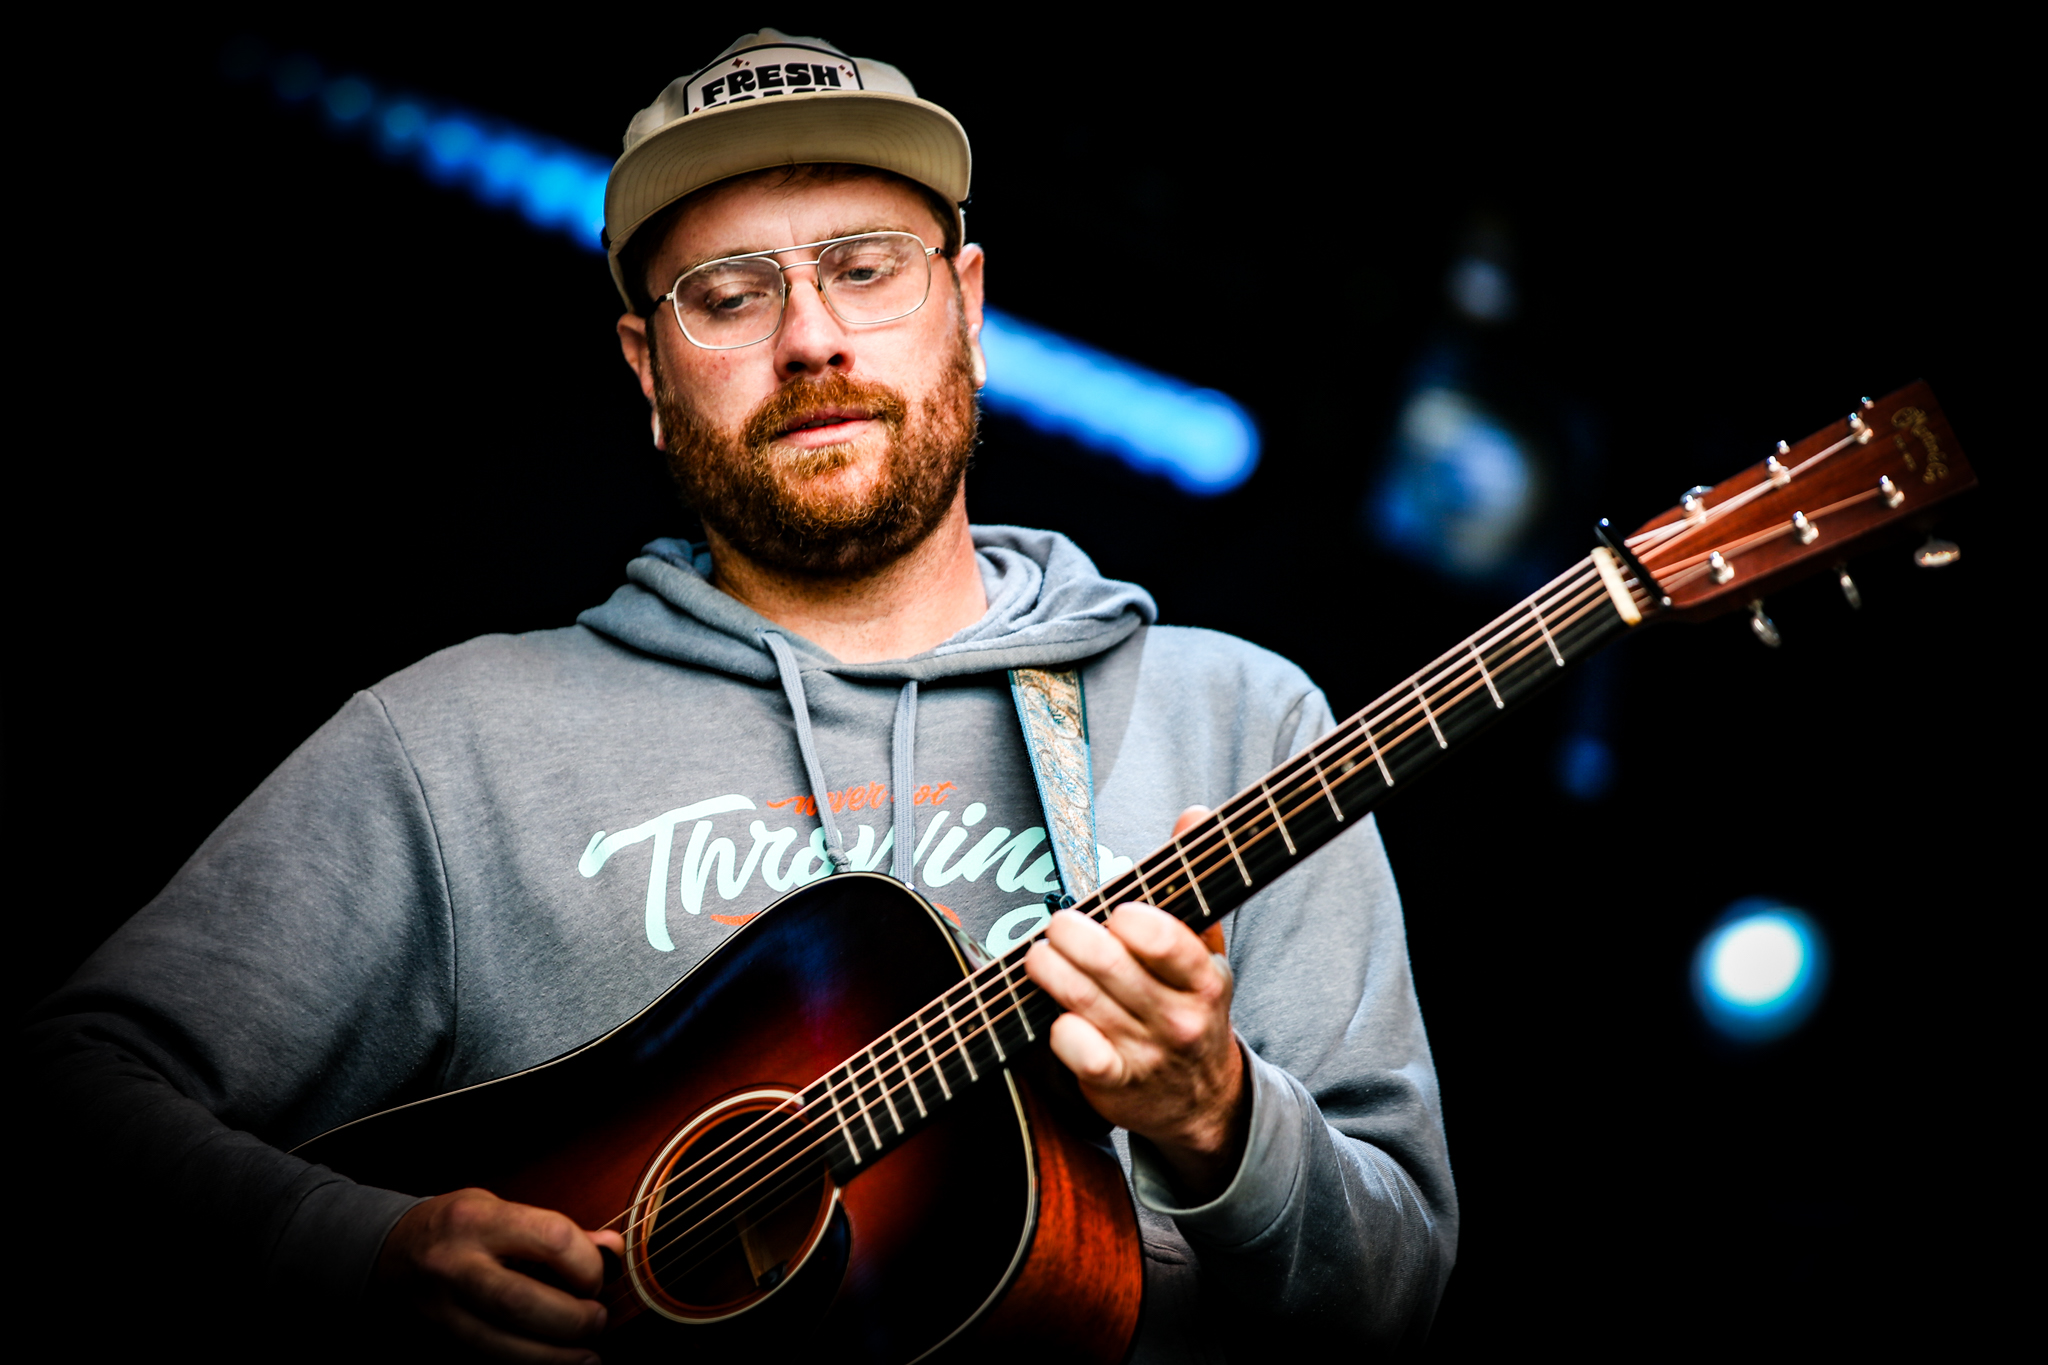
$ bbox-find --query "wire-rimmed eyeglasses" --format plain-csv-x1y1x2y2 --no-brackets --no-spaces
655,231,940,351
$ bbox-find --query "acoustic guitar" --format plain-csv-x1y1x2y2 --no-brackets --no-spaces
297,381,1975,1361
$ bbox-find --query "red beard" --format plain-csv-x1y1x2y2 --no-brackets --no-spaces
656,340,979,577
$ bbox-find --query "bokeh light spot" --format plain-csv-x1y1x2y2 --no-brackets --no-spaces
1691,900,1828,1042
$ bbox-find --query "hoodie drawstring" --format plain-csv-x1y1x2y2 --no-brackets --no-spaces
762,632,920,882
890,681,919,882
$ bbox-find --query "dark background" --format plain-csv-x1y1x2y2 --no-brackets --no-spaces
12,13,2024,1356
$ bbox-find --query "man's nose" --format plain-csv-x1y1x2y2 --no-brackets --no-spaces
772,262,849,376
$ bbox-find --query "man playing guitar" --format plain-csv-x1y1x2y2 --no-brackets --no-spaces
28,29,1456,1361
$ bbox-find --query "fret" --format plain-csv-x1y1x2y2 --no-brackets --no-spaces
891,1029,927,1118
968,977,1007,1063
1363,720,1395,786
867,1045,903,1134
1132,860,1158,909
825,1072,863,1165
915,1007,951,1100
1469,640,1503,709
940,993,978,1083
1001,965,1036,1042
1532,597,1565,667
1308,747,1346,820
1216,809,1253,886
1412,680,1448,749
1260,779,1297,855
1174,837,1214,918
849,1062,881,1148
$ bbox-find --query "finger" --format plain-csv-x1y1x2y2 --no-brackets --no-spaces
1104,901,1220,994
1046,1010,1126,1087
483,1202,610,1298
1171,805,1211,839
1025,935,1146,1042
1033,913,1168,1033
449,1255,608,1346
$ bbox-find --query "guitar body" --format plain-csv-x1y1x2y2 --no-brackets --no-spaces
295,873,1143,1363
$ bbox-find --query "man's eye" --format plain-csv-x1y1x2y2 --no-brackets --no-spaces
831,260,898,288
698,285,772,315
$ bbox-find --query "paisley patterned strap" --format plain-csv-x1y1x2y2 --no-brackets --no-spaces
1008,667,1098,902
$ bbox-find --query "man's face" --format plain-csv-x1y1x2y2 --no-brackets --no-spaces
619,172,988,576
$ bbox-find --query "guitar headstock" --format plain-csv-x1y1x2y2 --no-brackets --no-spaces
1624,380,1976,620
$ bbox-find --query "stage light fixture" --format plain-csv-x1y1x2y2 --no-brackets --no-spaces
1692,900,1829,1042
230,45,1260,496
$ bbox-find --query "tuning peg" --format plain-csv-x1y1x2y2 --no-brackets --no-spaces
1767,449,1792,486
1880,475,1905,509
1748,599,1782,648
1913,536,1961,569
1708,551,1735,584
1681,485,1712,524
1834,562,1862,609
1860,396,1875,411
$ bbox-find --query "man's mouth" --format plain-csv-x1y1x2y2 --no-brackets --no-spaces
777,407,873,440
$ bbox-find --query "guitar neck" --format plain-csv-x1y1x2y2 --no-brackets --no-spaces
799,552,1652,1179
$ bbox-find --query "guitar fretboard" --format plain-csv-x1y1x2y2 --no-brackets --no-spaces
795,550,1651,1175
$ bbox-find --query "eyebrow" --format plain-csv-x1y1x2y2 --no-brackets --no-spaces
672,224,922,277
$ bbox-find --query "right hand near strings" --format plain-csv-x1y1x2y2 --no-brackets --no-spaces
372,1186,626,1362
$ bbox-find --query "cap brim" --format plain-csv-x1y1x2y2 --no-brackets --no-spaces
605,91,971,305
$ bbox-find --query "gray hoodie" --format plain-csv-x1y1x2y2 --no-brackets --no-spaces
27,525,1455,1357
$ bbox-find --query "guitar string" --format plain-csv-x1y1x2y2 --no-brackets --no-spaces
625,583,1639,1287
603,563,1617,1238
616,571,1633,1273
629,579,1645,1290
610,565,1627,1253
1625,427,1867,564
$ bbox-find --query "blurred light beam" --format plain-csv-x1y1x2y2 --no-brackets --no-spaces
978,309,1260,495
229,42,1260,497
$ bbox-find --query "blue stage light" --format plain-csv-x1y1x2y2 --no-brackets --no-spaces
1692,900,1828,1042
1368,386,1540,580
977,309,1260,495
237,48,1259,496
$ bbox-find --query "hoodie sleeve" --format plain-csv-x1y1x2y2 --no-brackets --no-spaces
23,690,457,1313
1125,692,1457,1352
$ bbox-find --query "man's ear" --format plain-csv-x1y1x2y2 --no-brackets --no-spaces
617,312,658,403
954,244,988,390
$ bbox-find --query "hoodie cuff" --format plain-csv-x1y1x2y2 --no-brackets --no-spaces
1127,1043,1306,1248
267,1173,423,1308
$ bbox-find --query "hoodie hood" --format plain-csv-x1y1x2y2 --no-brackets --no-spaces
577,525,1157,680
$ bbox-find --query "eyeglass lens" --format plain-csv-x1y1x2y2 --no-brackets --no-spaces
671,234,932,349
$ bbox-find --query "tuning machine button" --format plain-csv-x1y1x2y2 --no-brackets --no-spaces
1848,411,1872,443
1682,485,1712,524
1792,511,1819,544
1835,562,1862,609
1913,537,1961,569
1880,475,1905,509
1860,396,1876,411
1708,551,1735,584
1748,600,1782,648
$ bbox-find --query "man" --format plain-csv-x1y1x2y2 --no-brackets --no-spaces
28,29,1455,1361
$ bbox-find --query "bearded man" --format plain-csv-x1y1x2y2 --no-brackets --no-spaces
27,30,1455,1363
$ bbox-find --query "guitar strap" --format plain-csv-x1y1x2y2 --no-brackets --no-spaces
1008,667,1098,903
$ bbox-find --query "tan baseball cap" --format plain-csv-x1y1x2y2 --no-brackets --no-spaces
603,29,973,308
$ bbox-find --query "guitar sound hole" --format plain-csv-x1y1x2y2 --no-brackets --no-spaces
631,1091,837,1321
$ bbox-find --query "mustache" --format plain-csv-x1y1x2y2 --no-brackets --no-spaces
741,374,911,451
